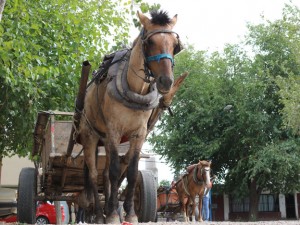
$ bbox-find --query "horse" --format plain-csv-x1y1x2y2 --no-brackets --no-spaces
175,160,212,222
78,10,183,224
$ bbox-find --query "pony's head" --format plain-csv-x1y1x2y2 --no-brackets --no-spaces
198,160,212,188
138,10,181,94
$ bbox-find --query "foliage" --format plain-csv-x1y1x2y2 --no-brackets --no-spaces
247,4,300,135
159,179,170,187
0,0,148,157
149,4,300,199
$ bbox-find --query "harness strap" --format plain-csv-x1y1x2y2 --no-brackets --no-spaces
193,166,204,185
182,175,191,196
82,109,106,139
146,53,174,66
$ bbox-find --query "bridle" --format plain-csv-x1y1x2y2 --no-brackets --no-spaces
140,29,182,78
193,164,211,185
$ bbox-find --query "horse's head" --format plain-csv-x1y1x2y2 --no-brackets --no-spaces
137,10,182,94
198,160,212,188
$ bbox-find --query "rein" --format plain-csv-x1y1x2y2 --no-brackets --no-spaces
193,166,205,185
179,165,209,197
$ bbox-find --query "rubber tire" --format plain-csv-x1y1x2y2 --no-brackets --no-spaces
134,170,157,222
17,167,37,224
36,216,49,224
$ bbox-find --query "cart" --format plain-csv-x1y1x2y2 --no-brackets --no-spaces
156,185,181,221
17,110,157,224
156,185,201,222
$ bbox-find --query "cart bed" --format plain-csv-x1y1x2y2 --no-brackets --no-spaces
33,111,137,195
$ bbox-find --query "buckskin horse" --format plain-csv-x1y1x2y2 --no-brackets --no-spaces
175,160,212,222
78,10,185,224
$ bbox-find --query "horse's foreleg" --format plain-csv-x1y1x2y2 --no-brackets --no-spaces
84,145,104,224
105,142,120,224
123,151,140,223
103,149,111,216
190,196,196,222
185,196,191,222
198,196,203,222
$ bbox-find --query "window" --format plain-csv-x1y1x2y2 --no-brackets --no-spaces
231,197,249,212
231,194,279,212
259,194,279,212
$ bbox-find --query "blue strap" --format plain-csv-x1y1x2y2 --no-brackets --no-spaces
146,53,174,65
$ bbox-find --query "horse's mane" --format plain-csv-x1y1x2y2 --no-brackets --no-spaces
150,10,172,26
131,10,172,47
199,160,211,167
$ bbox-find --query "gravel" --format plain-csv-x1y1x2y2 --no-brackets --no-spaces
136,221,300,225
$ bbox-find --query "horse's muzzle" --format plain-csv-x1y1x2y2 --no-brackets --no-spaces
206,181,213,189
156,75,174,94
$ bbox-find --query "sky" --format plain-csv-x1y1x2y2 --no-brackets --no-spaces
131,0,300,52
136,0,300,183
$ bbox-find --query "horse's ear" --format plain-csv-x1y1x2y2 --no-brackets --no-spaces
169,14,178,28
137,11,151,28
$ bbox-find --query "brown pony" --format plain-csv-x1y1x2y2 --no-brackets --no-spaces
175,160,212,222
78,10,182,224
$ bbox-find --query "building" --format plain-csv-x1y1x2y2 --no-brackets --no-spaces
1,155,34,187
211,189,300,221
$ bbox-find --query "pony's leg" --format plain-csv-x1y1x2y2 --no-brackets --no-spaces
186,196,192,222
190,196,196,222
198,196,203,222
105,140,121,224
180,197,188,222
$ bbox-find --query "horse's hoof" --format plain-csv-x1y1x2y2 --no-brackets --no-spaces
125,214,138,224
95,215,104,224
106,212,120,224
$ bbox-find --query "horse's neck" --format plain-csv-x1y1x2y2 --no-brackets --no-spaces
127,39,150,94
196,166,202,180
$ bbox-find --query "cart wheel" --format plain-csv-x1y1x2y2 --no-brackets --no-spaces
17,167,37,224
134,170,157,222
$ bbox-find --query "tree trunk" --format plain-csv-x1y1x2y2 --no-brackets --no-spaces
0,156,2,184
0,0,6,21
248,178,261,221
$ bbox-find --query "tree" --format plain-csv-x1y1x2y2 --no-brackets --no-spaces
159,179,170,187
0,0,5,21
0,0,140,158
271,5,300,135
149,4,300,221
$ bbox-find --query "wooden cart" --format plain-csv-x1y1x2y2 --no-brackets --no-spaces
17,110,157,224
156,185,181,221
156,185,201,222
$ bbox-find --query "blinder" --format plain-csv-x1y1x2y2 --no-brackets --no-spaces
174,38,183,55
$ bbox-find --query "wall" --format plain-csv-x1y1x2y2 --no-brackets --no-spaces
1,155,34,187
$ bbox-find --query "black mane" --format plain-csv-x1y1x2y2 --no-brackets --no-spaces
150,10,171,26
